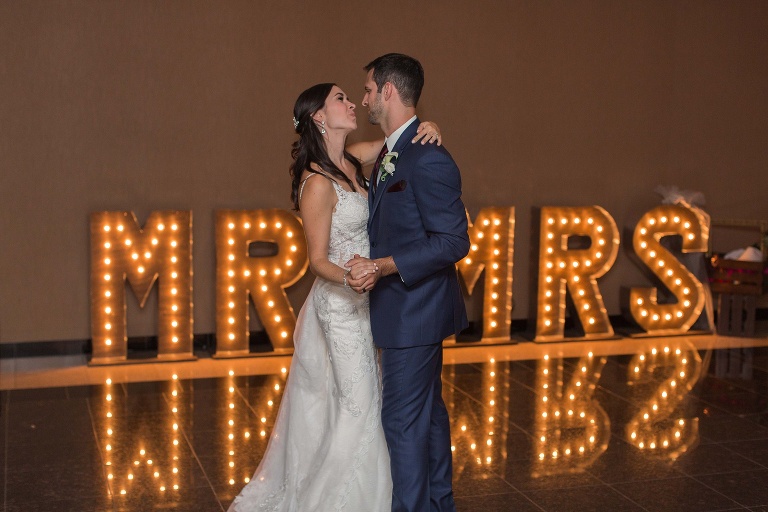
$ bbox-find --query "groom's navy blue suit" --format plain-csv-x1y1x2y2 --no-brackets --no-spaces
368,118,469,512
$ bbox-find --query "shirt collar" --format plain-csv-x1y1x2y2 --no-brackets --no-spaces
385,115,418,152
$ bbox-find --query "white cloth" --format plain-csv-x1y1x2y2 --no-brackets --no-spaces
724,246,763,262
229,177,391,512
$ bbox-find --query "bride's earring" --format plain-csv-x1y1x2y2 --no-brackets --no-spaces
320,120,326,135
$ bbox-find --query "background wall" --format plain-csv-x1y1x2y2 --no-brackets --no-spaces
2,1,767,344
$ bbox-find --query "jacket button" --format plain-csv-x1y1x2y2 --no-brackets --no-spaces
371,242,377,248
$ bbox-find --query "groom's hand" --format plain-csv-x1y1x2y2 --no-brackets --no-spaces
345,254,380,293
345,254,399,293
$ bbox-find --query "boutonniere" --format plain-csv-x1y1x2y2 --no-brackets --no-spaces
379,152,398,182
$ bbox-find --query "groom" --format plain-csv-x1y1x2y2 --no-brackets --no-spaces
346,53,469,512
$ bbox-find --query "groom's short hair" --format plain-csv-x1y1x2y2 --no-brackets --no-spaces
365,53,424,107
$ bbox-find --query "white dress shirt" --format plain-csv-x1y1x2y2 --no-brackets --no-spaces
375,115,418,183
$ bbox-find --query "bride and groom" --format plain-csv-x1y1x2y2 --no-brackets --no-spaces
230,53,469,512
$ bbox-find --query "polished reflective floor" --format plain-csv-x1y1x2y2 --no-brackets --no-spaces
2,333,768,511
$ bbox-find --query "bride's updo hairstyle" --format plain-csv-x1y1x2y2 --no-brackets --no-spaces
289,83,366,211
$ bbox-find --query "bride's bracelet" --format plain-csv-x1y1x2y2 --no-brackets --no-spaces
342,268,351,288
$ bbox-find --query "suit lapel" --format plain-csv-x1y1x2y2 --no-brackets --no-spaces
368,118,420,227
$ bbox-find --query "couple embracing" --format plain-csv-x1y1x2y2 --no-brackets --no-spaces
230,53,469,512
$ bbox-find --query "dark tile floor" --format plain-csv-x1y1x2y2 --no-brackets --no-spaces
2,341,768,511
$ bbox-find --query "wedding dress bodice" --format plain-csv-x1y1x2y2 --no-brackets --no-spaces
325,178,370,266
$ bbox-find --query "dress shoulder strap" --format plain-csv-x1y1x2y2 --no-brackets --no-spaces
298,171,339,201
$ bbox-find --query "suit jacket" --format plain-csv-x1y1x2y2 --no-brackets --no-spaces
368,118,470,348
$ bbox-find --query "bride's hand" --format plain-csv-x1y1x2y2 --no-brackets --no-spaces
345,255,380,293
412,121,442,146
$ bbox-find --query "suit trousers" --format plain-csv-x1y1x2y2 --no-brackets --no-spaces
381,343,456,512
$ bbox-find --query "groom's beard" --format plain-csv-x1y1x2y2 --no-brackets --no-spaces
367,96,383,125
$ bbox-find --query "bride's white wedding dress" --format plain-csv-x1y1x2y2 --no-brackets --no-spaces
229,174,392,512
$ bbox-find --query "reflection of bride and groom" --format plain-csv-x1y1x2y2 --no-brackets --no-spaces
230,53,469,512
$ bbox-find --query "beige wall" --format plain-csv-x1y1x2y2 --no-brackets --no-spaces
1,1,767,343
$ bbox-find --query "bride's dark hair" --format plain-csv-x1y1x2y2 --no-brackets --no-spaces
290,83,367,211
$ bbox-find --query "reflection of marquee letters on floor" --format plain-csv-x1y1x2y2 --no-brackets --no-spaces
532,352,610,477
440,336,711,483
94,377,184,498
625,340,703,460
222,369,288,488
92,368,290,501
88,203,710,365
444,356,512,476
7,334,761,510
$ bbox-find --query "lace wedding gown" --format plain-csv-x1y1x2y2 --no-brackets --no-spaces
229,175,392,512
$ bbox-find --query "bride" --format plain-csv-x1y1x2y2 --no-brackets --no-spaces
228,83,441,512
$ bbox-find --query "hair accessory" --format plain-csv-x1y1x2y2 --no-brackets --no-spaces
292,117,299,130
